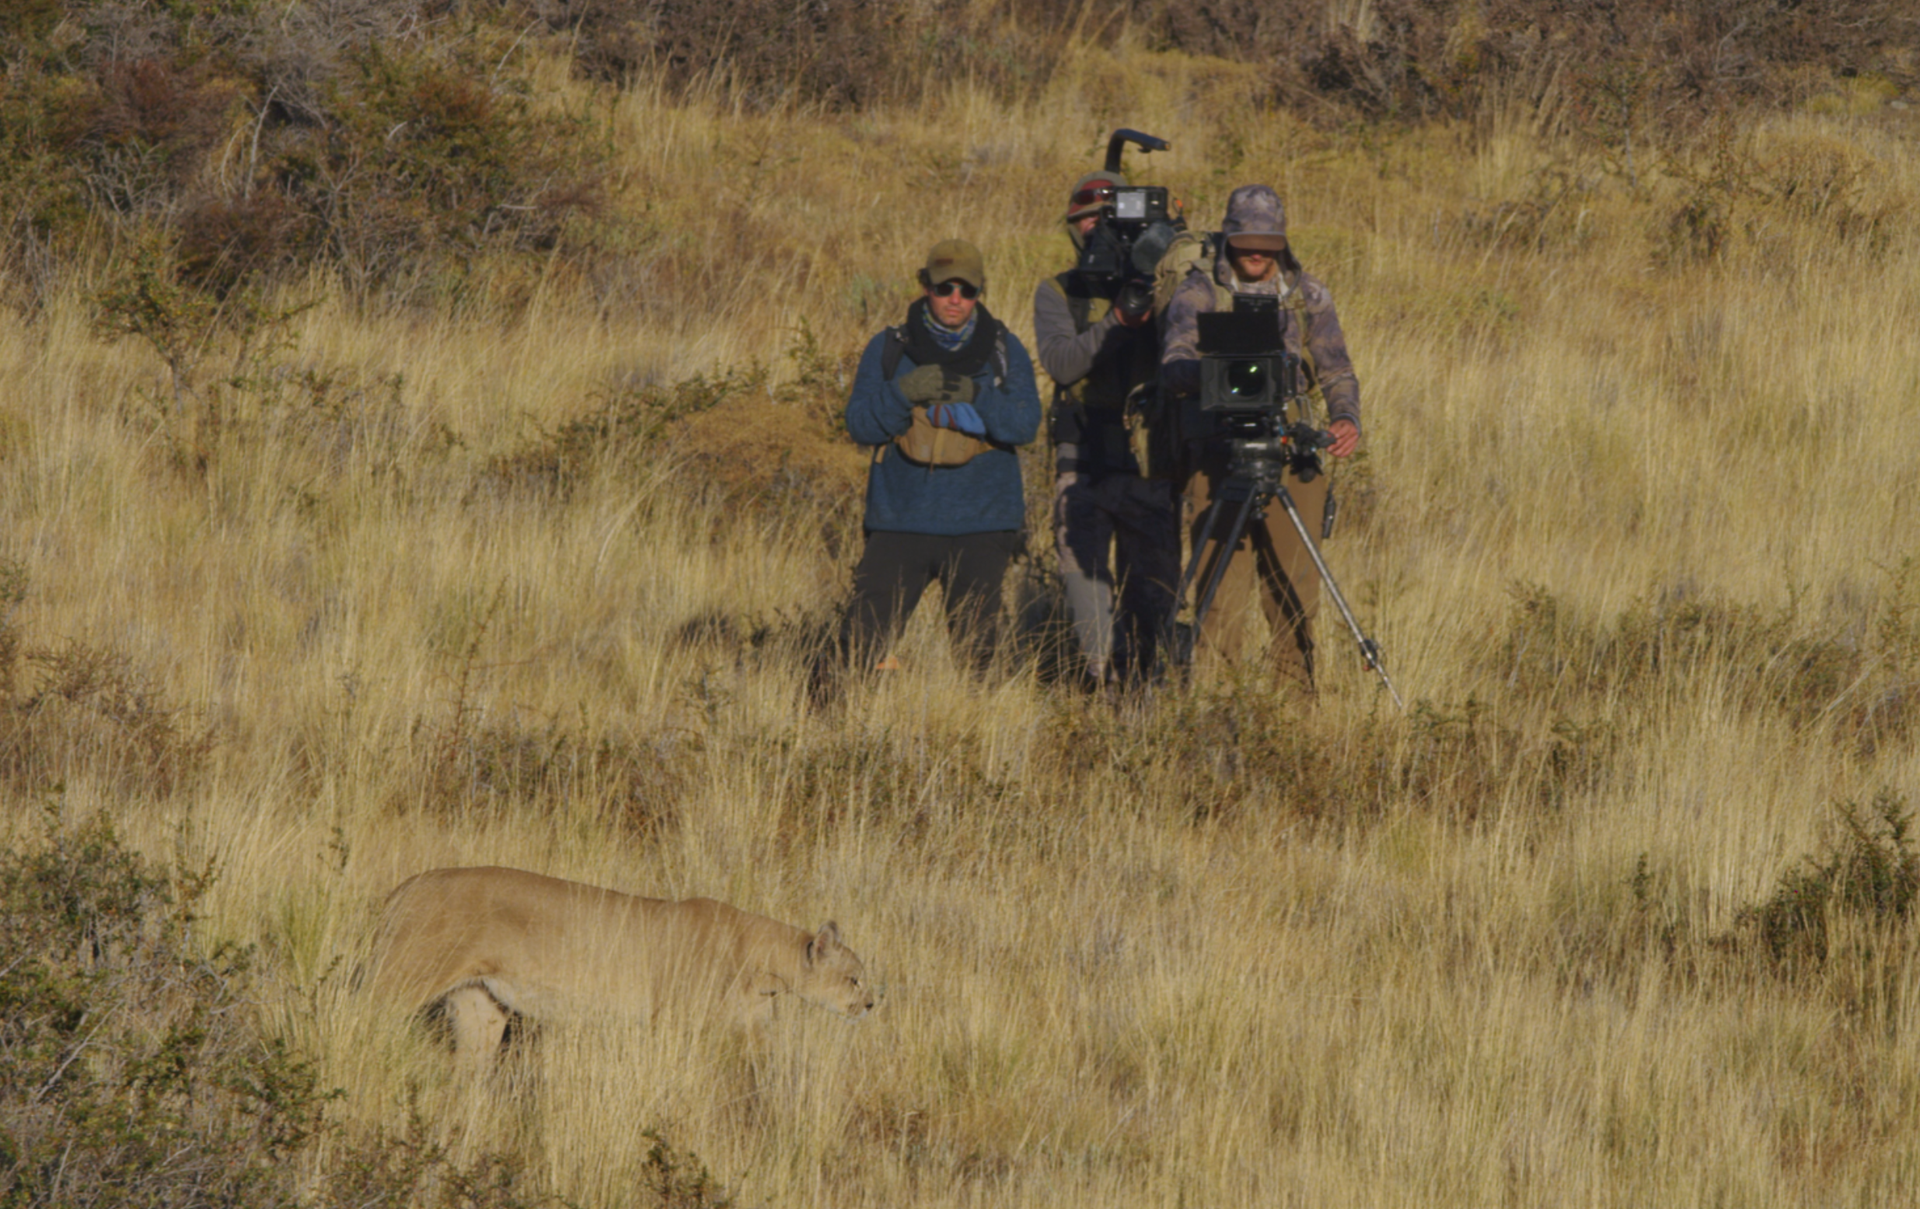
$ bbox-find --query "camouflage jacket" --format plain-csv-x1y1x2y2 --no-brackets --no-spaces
1159,255,1361,437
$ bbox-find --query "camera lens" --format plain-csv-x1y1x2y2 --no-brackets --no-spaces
1226,359,1269,398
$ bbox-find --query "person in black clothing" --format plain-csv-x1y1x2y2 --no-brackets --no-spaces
1033,170,1181,688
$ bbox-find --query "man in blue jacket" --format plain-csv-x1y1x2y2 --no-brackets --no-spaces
826,239,1042,689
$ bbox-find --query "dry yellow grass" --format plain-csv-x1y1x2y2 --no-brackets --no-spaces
4,40,1920,1208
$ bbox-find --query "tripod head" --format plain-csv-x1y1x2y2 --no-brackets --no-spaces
1210,410,1333,503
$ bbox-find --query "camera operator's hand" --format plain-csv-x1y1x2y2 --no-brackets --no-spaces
1114,279,1155,327
1326,418,1360,458
896,364,976,406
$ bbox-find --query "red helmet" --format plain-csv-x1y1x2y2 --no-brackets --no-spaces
1065,171,1128,222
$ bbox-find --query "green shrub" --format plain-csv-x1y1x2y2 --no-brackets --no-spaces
1736,791,1920,972
0,808,327,1207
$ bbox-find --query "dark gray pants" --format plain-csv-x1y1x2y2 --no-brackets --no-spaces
837,530,1022,676
1053,470,1180,683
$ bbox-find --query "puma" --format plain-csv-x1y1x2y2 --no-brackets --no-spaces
361,866,875,1065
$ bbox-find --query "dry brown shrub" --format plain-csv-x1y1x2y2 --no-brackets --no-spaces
86,57,242,218
177,191,310,294
668,393,865,509
521,0,1096,106
0,643,216,799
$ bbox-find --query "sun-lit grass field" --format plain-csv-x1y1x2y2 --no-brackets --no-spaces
4,36,1920,1207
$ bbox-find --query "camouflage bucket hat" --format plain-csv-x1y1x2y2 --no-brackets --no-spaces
1065,170,1128,222
1220,184,1288,251
923,238,986,288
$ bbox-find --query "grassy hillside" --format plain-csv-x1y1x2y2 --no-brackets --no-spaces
4,20,1920,1208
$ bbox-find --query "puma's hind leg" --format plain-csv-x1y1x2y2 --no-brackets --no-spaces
439,983,512,1070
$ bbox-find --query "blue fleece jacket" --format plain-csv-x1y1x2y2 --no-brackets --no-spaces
845,325,1042,535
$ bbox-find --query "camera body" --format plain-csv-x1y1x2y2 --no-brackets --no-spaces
1196,295,1300,415
1075,186,1178,275
1192,294,1327,479
1075,165,1183,323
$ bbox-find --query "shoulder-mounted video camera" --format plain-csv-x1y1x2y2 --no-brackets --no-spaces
1075,129,1185,322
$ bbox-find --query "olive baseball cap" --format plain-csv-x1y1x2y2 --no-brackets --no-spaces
1220,184,1288,252
922,239,986,288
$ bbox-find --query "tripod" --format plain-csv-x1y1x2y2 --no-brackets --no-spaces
1174,424,1406,709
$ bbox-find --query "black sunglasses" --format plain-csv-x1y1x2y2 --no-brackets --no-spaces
931,281,980,300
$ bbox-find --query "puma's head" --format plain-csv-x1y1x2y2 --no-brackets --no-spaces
796,921,876,1019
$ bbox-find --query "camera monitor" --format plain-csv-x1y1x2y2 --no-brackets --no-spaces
1111,187,1171,224
1196,307,1282,356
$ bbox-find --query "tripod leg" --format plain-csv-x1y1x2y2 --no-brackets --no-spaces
1173,497,1226,609
1170,494,1226,673
1188,492,1258,659
1246,506,1318,689
1270,483,1406,709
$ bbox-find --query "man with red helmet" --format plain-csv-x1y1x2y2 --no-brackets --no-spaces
1031,171,1182,690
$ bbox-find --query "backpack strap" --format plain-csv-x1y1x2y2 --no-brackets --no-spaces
881,325,910,381
1277,275,1318,391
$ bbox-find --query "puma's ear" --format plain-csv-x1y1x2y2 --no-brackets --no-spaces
807,922,843,966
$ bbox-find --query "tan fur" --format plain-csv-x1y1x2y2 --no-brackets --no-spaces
362,866,874,1065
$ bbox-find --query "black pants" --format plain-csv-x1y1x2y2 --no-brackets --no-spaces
837,530,1022,676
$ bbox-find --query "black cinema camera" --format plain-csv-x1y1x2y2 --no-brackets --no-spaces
1075,129,1184,323
1197,294,1298,414
1195,294,1326,478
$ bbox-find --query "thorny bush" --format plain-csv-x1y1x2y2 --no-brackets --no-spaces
0,808,326,1206
2,0,611,308
1734,790,1920,975
0,631,216,801
479,325,859,515
1551,816,1920,1005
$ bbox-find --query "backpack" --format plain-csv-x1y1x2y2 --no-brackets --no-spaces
876,324,1011,467
1151,228,1216,320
